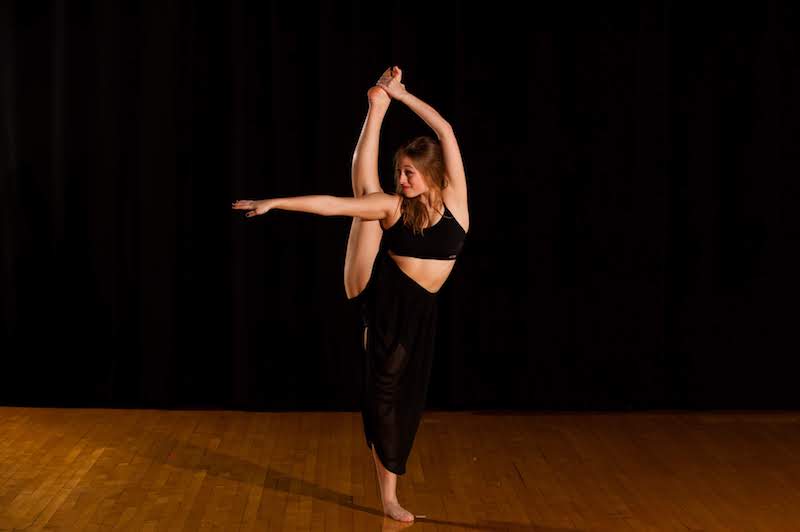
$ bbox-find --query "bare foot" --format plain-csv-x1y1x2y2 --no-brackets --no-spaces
368,85,391,107
383,500,415,522
370,444,416,523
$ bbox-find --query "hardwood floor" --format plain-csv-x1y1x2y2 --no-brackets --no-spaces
1,407,799,530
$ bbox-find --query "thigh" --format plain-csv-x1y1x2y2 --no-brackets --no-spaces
344,217,382,299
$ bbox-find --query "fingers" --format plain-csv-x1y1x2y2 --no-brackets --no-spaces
379,66,401,86
377,67,392,84
232,200,256,216
232,200,260,219
379,65,401,82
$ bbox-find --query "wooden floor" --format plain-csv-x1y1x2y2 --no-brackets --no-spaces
1,408,799,531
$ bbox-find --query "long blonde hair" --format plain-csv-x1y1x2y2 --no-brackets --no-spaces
392,136,450,236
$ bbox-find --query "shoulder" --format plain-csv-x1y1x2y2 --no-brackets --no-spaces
382,192,403,214
363,191,402,210
371,192,402,230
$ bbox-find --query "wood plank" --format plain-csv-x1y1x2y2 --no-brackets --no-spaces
1,407,799,530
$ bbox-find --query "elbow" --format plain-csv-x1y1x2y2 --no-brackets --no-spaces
322,195,341,217
438,122,454,139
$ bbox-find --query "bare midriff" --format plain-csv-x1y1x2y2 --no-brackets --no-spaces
387,249,456,294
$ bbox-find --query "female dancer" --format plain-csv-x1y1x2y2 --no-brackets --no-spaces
232,66,469,522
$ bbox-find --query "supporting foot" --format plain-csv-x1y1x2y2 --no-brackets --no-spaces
370,443,415,522
382,500,415,522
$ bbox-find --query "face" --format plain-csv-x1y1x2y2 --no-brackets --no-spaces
396,156,429,197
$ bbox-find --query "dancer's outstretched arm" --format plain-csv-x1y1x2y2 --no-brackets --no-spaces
378,66,468,203
232,192,400,221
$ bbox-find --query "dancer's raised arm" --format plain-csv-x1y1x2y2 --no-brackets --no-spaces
232,192,400,221
378,66,468,204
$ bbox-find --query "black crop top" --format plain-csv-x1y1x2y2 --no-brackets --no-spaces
381,201,466,260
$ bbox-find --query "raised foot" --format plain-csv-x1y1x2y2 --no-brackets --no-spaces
367,85,391,107
383,500,415,522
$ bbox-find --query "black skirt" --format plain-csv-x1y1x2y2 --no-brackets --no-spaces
348,249,438,475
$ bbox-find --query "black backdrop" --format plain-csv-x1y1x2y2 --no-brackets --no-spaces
2,1,798,411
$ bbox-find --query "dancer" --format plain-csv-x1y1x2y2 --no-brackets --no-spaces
232,66,469,522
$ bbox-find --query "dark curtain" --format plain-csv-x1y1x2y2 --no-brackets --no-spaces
2,1,798,410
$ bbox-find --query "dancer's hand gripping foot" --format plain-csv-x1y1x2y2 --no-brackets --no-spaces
375,66,408,101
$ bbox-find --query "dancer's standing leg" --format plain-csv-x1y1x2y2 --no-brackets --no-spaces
344,68,415,523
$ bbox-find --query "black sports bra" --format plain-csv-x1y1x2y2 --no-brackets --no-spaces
381,200,466,260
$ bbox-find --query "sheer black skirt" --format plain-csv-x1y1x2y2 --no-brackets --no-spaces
348,249,438,475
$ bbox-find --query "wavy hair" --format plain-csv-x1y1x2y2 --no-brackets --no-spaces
391,135,451,236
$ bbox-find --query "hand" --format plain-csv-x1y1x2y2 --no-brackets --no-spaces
375,65,407,101
231,198,274,218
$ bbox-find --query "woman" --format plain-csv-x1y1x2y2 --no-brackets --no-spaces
232,66,469,522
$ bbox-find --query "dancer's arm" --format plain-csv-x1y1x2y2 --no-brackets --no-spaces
378,67,467,202
397,91,453,139
232,192,400,221
402,93,468,201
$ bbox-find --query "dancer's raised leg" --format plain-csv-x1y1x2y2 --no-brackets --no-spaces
344,73,393,300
